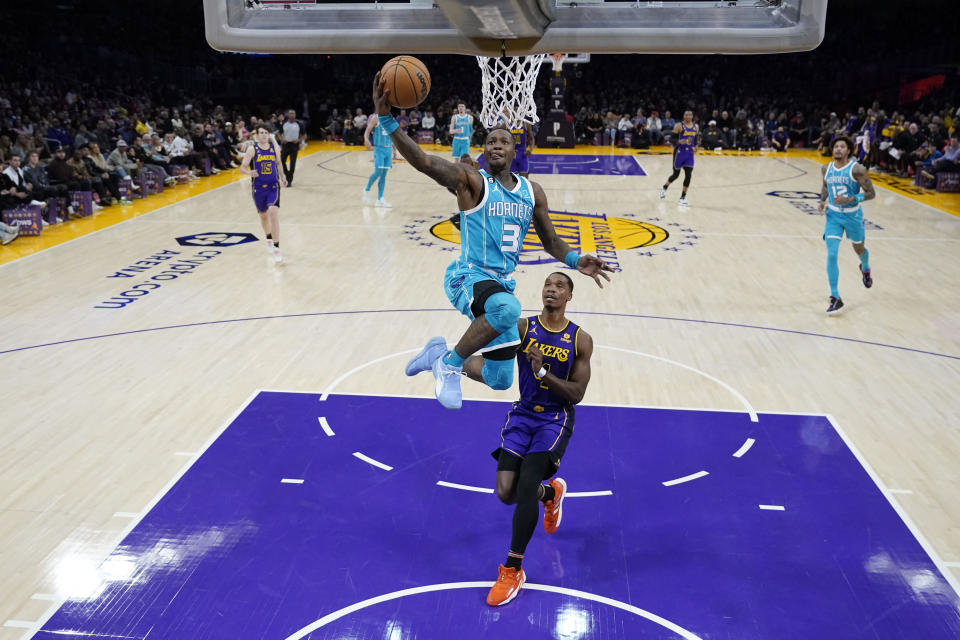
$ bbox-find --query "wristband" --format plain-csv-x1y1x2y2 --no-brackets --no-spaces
536,366,547,378
564,251,580,269
855,193,865,203
378,114,399,135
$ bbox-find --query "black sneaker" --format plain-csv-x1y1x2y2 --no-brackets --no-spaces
826,296,844,314
860,264,873,288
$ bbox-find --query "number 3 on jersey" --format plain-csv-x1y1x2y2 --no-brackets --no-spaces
501,223,521,252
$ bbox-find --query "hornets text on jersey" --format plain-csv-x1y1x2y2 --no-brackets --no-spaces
458,169,535,277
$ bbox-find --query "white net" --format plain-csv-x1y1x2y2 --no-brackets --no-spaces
475,54,547,130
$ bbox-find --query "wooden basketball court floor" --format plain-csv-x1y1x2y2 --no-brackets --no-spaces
1,143,959,639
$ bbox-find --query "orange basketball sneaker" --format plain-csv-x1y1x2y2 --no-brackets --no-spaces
543,477,567,534
486,564,526,606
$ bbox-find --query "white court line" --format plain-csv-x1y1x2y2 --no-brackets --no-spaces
888,489,914,495
174,451,196,457
943,562,960,568
759,505,786,511
319,348,420,400
662,471,709,487
285,388,828,417
826,414,960,597
281,478,305,484
436,481,493,494
17,389,264,639
596,345,758,423
3,620,37,629
30,594,59,602
695,232,959,242
435,481,612,498
318,416,335,436
732,437,756,458
282,581,703,640
352,452,393,471
112,512,139,519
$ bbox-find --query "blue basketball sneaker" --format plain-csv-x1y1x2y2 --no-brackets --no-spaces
860,264,873,288
431,354,463,410
405,336,448,376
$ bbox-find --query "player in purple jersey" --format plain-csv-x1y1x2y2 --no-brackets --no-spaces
659,110,698,207
459,272,595,607
240,126,286,263
509,122,534,178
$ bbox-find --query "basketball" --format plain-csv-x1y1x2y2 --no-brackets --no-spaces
380,56,431,109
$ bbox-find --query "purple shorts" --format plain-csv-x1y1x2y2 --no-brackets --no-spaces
252,185,280,213
497,402,573,462
673,148,695,169
510,153,529,174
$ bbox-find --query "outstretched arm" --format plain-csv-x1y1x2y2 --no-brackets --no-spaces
530,181,614,288
373,73,481,202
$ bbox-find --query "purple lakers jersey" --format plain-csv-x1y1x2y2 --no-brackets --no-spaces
510,126,528,158
677,124,697,149
517,315,581,409
252,143,279,189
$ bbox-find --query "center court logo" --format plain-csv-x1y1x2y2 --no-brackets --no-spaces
403,210,699,268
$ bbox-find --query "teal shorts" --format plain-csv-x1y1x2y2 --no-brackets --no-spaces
443,261,520,354
824,207,864,243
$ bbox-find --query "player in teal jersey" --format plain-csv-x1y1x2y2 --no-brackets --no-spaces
372,73,613,410
449,103,474,158
362,113,394,208
818,135,876,314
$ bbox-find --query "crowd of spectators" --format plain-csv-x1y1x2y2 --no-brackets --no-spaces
2,0,957,246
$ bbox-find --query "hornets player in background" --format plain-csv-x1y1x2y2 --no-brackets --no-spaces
362,112,394,208
659,110,698,207
449,103,474,159
472,272,594,606
371,73,613,410
240,126,286,263
818,135,876,314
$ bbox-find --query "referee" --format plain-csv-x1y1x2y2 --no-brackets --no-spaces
280,109,305,186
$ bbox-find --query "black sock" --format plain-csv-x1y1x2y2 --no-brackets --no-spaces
266,234,272,240
540,484,555,503
505,553,523,570
273,241,279,247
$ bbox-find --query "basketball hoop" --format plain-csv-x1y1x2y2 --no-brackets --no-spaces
475,54,547,130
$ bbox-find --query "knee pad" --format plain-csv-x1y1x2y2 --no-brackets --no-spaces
483,292,521,334
482,357,514,391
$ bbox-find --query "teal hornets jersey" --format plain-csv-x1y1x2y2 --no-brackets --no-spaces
372,118,392,148
460,170,535,276
454,114,473,140
825,160,862,214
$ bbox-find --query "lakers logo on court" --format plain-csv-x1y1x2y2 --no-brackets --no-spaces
404,210,697,268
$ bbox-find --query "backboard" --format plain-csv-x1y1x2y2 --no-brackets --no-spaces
203,0,828,56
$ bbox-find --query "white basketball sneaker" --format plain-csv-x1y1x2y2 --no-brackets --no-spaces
361,188,371,204
658,187,666,200
375,198,392,208
272,245,283,263
678,197,690,207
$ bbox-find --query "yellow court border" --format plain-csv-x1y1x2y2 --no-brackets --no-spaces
3,142,957,266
